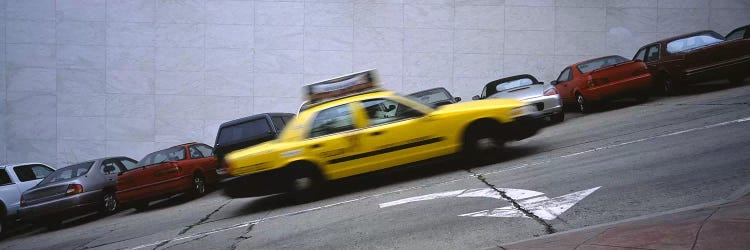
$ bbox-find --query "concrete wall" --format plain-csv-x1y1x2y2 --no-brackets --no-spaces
1,0,749,167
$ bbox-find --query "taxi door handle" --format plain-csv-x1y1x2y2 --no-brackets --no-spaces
311,144,322,149
370,131,384,136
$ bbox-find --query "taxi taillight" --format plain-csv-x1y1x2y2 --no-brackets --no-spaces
65,184,83,196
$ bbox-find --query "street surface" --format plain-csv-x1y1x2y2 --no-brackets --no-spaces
2,81,749,250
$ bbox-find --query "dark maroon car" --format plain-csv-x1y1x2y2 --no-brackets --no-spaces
633,30,750,94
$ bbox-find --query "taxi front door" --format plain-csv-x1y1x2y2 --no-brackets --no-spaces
354,98,441,173
305,103,370,179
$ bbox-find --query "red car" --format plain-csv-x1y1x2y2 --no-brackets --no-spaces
116,142,219,210
634,30,750,94
551,55,653,112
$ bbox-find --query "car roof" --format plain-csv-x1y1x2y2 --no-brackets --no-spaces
0,162,51,170
300,90,395,114
219,113,296,128
653,30,722,45
407,87,451,96
571,55,625,67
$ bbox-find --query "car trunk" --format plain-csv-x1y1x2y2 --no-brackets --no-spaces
587,60,650,93
23,181,77,206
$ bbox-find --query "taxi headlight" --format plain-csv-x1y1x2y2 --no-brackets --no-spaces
509,105,536,118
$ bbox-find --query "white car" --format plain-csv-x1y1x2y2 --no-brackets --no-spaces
0,163,55,236
473,74,564,123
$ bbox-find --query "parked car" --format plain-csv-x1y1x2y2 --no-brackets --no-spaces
473,74,563,122
214,113,295,178
116,143,219,210
552,55,653,113
18,157,137,228
633,30,750,94
0,163,54,235
726,24,749,41
406,87,461,108
224,70,545,201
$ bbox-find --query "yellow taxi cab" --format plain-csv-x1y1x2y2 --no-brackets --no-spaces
223,70,545,200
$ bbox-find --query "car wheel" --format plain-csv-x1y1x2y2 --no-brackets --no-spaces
551,112,564,123
662,78,679,95
635,92,650,102
99,192,118,215
462,123,503,165
576,94,591,113
0,218,6,238
289,165,324,203
190,174,207,198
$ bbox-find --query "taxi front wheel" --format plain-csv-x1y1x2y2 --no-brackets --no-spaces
289,164,324,203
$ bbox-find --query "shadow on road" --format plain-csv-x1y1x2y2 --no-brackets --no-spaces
229,146,540,217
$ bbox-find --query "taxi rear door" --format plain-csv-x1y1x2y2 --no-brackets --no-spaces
304,103,370,179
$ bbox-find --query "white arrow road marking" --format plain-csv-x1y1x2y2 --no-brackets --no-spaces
380,187,600,221
459,187,600,220
378,188,544,208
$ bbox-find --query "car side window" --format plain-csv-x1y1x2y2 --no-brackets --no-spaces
13,164,54,182
309,104,355,138
271,116,286,131
645,45,660,62
362,98,424,126
726,29,745,41
195,144,214,157
120,158,138,171
0,170,12,185
101,159,121,174
282,115,294,124
189,145,205,159
634,48,647,61
556,68,572,83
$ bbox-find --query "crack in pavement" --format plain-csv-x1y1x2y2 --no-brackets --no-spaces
227,223,255,250
150,199,232,250
465,169,556,234
179,199,232,235
160,235,209,250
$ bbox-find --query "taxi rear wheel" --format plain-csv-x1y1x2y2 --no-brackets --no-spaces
289,164,324,203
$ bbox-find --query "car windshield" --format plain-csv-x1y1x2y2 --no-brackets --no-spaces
406,89,452,108
38,161,94,186
495,78,534,93
666,34,724,54
216,119,272,146
138,146,186,167
576,56,628,74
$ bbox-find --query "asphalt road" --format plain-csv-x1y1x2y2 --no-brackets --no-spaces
2,81,750,250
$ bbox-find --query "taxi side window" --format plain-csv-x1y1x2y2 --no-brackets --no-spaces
309,104,355,138
362,98,423,126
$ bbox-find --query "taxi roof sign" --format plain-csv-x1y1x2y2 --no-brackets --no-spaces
303,69,381,107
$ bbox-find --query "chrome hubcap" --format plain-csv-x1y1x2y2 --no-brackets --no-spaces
104,194,117,212
194,177,205,194
293,177,312,191
476,137,497,151
577,96,585,111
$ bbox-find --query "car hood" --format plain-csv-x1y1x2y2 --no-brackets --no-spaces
487,84,545,101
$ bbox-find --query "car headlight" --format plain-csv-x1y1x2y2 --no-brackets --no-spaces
509,105,536,118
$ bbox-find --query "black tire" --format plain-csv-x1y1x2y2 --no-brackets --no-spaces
576,93,591,113
288,164,324,203
99,192,118,215
0,218,6,238
551,112,564,123
190,174,207,198
635,92,650,102
662,77,679,95
462,122,503,165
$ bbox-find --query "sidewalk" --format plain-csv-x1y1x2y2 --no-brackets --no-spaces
498,189,750,249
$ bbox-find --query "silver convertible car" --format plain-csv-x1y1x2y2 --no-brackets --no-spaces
19,157,137,228
472,74,564,123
